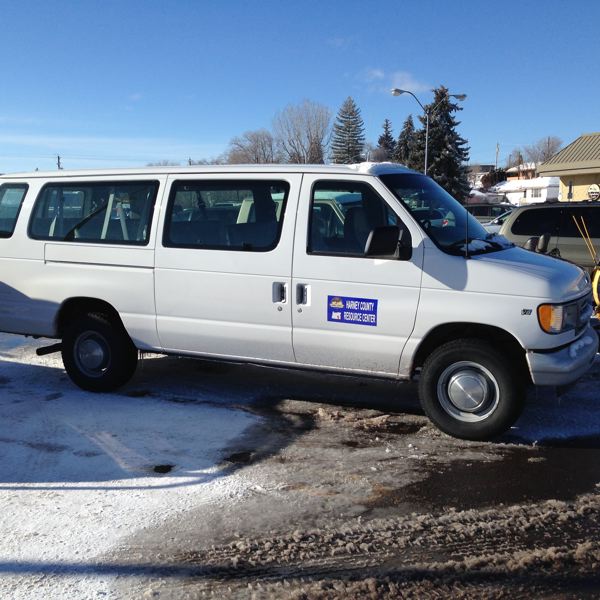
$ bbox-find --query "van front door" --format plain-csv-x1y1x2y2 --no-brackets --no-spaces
291,176,424,375
154,175,300,363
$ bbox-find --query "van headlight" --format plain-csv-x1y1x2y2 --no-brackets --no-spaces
537,302,579,334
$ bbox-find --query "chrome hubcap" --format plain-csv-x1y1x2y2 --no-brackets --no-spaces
74,332,110,377
447,370,489,412
437,361,499,422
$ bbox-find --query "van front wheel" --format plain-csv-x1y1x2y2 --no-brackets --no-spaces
62,313,138,392
418,339,524,440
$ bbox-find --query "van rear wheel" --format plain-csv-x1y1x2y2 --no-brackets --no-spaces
62,312,138,392
418,339,524,440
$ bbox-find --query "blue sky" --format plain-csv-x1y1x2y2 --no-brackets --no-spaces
1,0,599,172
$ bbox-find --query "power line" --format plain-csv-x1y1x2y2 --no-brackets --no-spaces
0,153,182,164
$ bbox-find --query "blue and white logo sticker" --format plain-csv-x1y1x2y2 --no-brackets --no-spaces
327,295,378,326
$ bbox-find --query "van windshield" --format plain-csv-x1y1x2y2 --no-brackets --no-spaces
380,173,512,256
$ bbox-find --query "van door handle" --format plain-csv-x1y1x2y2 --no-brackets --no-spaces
272,282,287,303
296,283,308,305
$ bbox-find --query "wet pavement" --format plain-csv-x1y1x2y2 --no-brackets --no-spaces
396,445,600,511
105,355,600,599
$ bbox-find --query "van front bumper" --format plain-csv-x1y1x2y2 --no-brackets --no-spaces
526,324,598,386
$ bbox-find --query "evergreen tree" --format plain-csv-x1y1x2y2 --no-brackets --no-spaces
412,86,470,201
376,119,396,160
393,115,416,166
406,126,426,173
330,97,366,164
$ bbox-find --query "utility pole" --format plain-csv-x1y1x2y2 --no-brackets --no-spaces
495,143,499,171
57,155,63,170
188,157,192,166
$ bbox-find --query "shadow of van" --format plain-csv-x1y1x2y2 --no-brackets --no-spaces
0,354,263,489
135,353,600,452
0,336,424,490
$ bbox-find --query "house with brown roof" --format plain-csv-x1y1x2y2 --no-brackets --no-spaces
538,132,600,201
506,162,537,181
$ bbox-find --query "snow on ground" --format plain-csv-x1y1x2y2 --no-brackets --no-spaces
509,355,600,444
0,335,263,599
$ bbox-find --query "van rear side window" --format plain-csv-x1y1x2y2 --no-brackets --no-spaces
163,180,289,251
0,184,28,238
28,181,158,245
560,206,600,238
511,208,561,236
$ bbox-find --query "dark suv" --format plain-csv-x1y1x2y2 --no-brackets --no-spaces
499,203,600,269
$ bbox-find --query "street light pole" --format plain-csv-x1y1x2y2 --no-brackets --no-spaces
391,88,466,176
424,111,429,176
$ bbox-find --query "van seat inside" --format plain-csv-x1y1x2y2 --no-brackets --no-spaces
227,221,278,249
169,220,227,246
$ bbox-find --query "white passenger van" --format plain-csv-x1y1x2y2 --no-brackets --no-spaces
0,163,596,440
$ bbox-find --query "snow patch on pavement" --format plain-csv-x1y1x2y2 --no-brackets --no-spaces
0,336,262,599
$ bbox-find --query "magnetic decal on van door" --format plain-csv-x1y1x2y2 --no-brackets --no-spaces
327,296,378,326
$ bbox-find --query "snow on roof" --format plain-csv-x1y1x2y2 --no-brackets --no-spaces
506,162,537,173
468,189,489,198
350,161,413,175
493,176,559,192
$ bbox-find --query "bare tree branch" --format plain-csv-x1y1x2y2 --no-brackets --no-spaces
273,100,331,164
523,136,563,164
225,129,279,164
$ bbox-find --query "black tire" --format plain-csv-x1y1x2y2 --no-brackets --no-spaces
61,312,138,392
418,339,525,440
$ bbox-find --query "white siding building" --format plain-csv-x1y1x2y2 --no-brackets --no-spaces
493,177,560,205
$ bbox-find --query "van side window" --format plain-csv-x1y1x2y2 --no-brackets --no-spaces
511,208,561,236
163,180,289,251
560,207,600,238
309,181,400,256
0,184,28,238
29,181,158,245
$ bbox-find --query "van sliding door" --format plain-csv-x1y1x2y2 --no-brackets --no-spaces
154,174,300,363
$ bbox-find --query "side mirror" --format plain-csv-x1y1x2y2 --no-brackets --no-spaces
536,232,550,254
523,236,539,251
397,228,413,260
365,226,412,260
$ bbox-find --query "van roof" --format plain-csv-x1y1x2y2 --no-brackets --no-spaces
0,162,414,180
